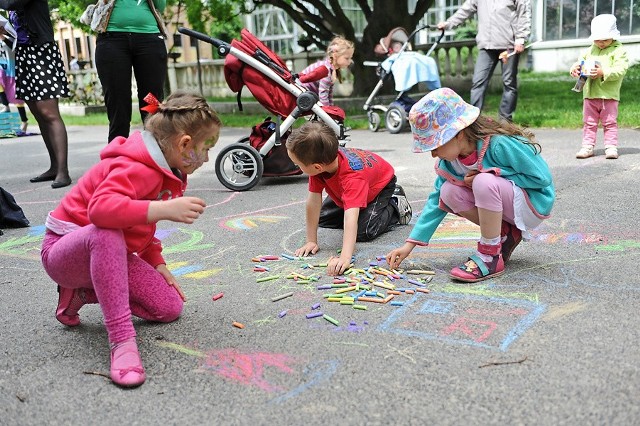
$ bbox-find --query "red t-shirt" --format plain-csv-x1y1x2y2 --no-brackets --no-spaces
309,147,395,210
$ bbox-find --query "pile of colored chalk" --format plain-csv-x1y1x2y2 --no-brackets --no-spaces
253,253,435,328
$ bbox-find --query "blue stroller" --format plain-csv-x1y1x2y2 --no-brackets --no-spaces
363,25,444,133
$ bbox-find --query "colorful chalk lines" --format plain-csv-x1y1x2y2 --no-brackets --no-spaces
1,213,637,374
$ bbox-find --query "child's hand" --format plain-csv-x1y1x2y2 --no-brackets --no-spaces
590,63,603,78
294,242,319,257
569,63,581,78
327,255,351,276
156,264,187,301
386,243,415,270
149,196,206,224
463,170,479,188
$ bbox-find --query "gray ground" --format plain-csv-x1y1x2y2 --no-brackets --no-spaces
1,124,639,425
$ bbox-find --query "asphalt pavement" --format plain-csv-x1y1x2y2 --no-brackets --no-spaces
1,123,639,425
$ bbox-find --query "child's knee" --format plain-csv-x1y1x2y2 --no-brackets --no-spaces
152,299,183,323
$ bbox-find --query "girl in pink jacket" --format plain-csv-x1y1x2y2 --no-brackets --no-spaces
41,92,221,388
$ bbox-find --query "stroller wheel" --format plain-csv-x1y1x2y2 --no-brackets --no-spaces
368,111,381,132
215,142,264,191
385,105,408,134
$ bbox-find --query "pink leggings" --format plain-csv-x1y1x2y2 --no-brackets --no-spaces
440,173,516,224
582,98,618,147
41,226,183,344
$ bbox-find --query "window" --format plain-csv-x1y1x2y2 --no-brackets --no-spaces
544,0,639,40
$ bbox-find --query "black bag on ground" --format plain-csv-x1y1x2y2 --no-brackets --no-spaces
0,187,30,230
248,117,302,177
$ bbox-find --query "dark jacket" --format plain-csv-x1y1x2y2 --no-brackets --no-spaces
0,0,54,45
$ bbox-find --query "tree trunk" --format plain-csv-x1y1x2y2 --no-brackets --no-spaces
352,2,422,97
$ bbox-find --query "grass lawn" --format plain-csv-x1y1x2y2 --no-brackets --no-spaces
60,64,639,130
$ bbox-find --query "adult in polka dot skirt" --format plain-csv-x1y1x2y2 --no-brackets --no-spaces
0,0,72,189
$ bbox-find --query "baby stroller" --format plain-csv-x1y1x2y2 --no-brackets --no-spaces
178,27,349,192
363,25,444,133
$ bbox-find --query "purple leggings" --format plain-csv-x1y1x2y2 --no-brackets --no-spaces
440,173,516,223
41,226,183,344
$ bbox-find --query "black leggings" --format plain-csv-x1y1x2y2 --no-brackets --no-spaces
96,32,168,142
318,176,399,242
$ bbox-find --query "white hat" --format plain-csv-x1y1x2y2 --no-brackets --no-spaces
590,14,620,41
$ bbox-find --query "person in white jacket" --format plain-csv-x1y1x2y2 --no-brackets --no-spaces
437,0,531,121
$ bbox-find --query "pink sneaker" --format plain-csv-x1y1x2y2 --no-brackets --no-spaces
56,286,81,327
110,338,146,388
450,242,505,283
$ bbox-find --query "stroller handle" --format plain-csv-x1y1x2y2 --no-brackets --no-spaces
178,27,231,53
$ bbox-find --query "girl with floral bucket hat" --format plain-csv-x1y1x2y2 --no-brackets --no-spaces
386,88,555,282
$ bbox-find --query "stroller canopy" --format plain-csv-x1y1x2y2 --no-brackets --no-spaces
374,27,411,56
224,29,298,119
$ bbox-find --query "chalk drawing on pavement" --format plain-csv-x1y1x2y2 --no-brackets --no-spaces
379,293,546,351
156,341,338,401
220,215,289,231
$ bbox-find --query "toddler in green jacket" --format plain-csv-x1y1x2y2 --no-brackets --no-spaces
570,14,629,160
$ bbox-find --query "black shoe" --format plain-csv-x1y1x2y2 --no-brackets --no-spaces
30,174,56,183
51,178,72,189
392,185,412,225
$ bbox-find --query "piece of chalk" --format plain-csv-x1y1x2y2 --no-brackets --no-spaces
406,270,435,275
306,311,323,319
408,279,426,287
312,303,321,310
232,321,245,329
212,292,224,301
278,310,287,318
281,253,295,260
323,314,339,326
416,288,430,293
390,301,404,306
317,284,332,290
257,275,280,283
353,304,367,310
271,292,294,302
340,300,354,305
260,255,279,260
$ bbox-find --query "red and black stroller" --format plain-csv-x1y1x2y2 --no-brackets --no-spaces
178,27,349,191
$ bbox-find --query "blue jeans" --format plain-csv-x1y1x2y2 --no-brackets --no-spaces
96,32,167,142
470,49,520,121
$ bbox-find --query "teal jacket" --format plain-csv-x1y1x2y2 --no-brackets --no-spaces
579,41,628,101
407,135,555,246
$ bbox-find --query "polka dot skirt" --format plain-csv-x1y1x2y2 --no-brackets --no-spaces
15,42,70,101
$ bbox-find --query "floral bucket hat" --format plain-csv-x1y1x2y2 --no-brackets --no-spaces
409,87,480,153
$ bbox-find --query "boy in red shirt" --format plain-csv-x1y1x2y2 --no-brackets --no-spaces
286,121,412,276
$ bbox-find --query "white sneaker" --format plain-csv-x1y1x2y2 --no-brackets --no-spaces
392,185,412,225
0,105,9,113
575,146,594,159
604,145,619,159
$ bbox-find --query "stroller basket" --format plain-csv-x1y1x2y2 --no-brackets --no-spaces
178,27,349,191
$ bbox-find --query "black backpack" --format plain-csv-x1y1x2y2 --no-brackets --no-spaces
0,187,29,235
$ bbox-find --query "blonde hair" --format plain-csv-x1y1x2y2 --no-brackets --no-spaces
286,121,338,165
327,35,354,83
461,115,542,154
144,91,222,153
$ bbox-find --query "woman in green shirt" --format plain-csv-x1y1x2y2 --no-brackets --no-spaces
95,0,168,143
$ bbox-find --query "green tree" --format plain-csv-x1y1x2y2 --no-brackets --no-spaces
50,0,436,95
49,0,241,39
